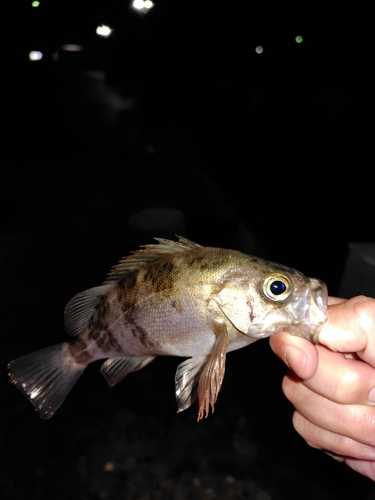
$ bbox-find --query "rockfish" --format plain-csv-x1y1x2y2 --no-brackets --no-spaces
8,236,328,420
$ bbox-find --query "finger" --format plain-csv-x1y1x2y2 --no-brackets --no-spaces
302,344,375,405
291,411,375,461
315,445,375,481
283,374,375,449
343,458,375,481
269,331,318,380
319,296,375,366
328,296,347,305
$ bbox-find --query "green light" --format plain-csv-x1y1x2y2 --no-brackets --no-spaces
295,36,303,43
32,1,40,7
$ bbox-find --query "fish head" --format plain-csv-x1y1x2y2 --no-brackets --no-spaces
247,267,328,342
213,263,328,344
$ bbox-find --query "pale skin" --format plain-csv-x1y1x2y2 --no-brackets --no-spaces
269,295,375,481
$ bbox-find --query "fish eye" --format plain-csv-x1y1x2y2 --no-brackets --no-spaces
262,274,292,302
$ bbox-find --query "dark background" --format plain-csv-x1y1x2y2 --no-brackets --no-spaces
1,2,374,499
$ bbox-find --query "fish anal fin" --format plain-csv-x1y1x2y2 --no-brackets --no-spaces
64,284,113,337
197,321,228,421
101,356,155,387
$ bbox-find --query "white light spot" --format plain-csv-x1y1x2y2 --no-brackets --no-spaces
132,0,154,11
29,386,42,400
29,51,43,61
96,25,113,37
255,45,263,54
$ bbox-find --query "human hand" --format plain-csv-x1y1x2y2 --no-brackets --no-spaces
270,295,375,481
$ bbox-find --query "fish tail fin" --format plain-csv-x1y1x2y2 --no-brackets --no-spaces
8,343,86,419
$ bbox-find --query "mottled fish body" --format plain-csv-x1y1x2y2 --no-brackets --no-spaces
8,236,328,420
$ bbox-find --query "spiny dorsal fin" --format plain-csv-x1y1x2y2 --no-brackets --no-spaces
104,235,202,284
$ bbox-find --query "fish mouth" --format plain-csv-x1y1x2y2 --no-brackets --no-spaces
287,278,328,343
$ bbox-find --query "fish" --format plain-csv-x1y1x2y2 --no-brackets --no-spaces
8,236,328,421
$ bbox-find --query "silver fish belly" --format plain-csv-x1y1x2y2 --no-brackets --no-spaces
8,236,328,420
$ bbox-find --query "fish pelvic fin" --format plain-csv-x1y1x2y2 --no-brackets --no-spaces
175,356,207,414
8,343,85,419
175,320,228,421
101,356,156,387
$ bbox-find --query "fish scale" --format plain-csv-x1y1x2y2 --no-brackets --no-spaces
8,235,328,420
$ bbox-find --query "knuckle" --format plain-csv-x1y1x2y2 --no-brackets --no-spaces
281,373,298,403
344,405,375,448
335,366,362,402
292,412,320,449
352,296,375,333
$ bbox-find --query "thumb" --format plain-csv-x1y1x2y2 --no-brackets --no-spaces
270,331,319,380
319,295,375,367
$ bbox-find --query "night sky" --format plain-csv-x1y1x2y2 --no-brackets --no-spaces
2,3,374,499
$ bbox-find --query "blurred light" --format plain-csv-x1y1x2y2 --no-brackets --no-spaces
31,1,40,6
61,44,84,52
96,25,113,37
255,46,263,54
132,0,154,12
295,36,303,43
29,51,43,61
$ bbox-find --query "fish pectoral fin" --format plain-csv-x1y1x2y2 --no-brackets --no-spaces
100,356,156,387
196,321,228,421
174,321,229,421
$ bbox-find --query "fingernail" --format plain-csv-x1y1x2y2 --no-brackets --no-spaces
369,387,375,404
284,346,307,376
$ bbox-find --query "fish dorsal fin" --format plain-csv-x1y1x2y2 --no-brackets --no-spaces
64,284,113,336
104,235,202,284
64,237,201,336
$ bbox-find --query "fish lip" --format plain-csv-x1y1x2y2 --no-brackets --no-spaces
288,278,328,343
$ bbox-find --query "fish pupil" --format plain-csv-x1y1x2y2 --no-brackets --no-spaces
270,280,286,295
